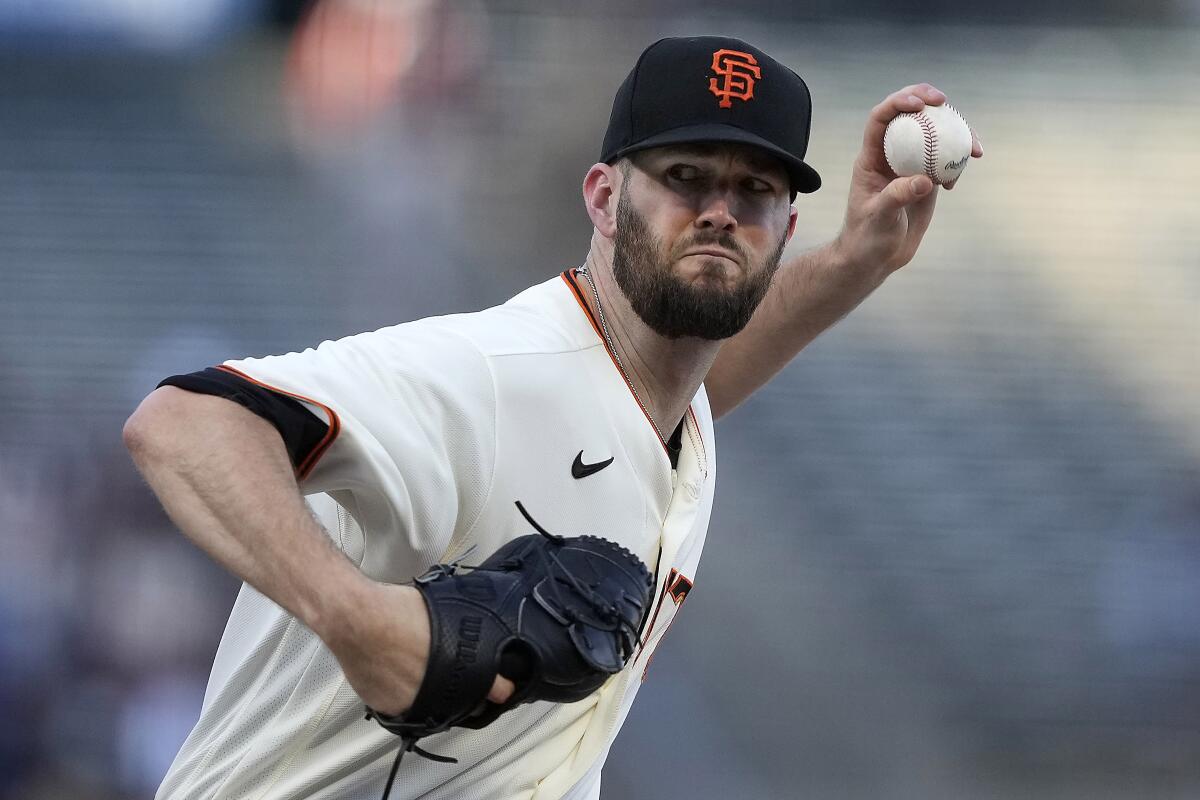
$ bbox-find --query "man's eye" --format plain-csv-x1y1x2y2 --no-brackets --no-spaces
668,165,701,181
743,177,774,193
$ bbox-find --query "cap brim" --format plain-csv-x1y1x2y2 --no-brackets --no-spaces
607,123,822,194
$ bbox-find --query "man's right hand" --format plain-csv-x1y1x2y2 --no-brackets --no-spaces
323,582,514,718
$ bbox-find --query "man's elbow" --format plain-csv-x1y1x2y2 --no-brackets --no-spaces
123,387,187,464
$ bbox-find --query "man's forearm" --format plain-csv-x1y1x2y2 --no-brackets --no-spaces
123,387,371,639
706,243,889,419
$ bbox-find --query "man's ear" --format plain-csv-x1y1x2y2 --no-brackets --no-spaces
582,163,620,239
785,207,798,244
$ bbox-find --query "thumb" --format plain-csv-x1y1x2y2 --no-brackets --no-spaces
488,674,516,704
877,175,934,212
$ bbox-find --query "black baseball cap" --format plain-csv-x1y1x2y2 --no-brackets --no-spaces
600,36,822,195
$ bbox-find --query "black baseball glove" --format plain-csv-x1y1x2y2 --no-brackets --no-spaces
365,501,654,799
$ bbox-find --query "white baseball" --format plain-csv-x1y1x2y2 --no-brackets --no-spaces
883,103,973,187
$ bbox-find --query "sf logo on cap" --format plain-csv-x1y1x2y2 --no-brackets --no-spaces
708,49,761,108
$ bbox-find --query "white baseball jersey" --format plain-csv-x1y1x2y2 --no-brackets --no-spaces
157,271,715,800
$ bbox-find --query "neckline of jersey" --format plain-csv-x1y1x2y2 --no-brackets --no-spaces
560,268,685,455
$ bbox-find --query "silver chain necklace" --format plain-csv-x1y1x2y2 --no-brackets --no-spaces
577,266,667,446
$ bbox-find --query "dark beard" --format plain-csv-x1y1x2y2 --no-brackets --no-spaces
611,189,787,341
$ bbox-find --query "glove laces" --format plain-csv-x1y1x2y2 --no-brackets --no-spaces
509,501,643,658
367,718,458,800
371,500,644,800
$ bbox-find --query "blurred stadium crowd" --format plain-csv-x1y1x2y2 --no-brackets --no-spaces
1,1,1198,798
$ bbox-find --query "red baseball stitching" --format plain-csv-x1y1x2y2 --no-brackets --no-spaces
916,112,939,183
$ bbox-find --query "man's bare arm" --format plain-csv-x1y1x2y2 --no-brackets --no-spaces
124,388,373,630
706,83,983,419
123,387,450,713
705,242,883,418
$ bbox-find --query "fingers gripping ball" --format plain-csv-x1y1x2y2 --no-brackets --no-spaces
883,103,974,188
365,501,653,794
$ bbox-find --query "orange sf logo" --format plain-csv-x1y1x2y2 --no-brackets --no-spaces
708,49,761,108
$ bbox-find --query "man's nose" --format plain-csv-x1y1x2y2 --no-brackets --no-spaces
694,192,738,232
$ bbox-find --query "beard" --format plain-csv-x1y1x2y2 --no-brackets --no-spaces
611,188,788,341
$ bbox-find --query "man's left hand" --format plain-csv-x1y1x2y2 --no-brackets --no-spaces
832,83,983,275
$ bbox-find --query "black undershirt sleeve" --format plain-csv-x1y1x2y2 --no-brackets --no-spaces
158,367,330,471
666,419,684,470
161,368,685,472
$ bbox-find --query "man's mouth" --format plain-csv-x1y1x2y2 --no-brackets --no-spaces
684,248,740,263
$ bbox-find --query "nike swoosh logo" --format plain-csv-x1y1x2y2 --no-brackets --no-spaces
572,451,614,479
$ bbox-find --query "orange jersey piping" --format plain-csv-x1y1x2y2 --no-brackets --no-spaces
215,364,341,480
560,268,674,453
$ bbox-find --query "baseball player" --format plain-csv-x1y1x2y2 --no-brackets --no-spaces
125,36,981,800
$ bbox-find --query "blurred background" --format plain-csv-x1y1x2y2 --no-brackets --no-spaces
1,0,1198,798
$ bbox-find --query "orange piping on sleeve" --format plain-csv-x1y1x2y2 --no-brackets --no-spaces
215,364,341,481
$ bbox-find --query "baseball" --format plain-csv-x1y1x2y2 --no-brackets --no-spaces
883,103,973,187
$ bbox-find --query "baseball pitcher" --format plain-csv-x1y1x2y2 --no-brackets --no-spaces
125,35,981,800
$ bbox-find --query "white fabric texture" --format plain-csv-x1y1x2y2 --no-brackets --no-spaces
157,274,715,800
